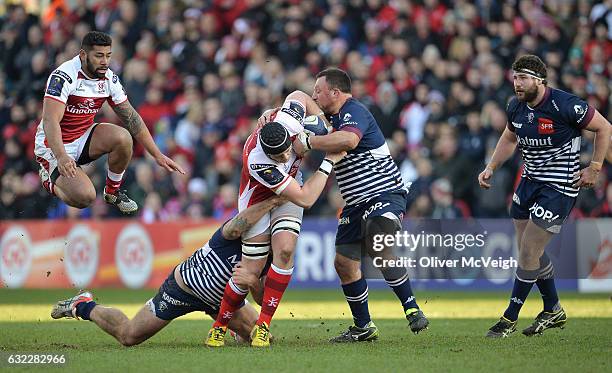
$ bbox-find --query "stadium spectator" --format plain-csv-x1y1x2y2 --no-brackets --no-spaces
0,0,609,221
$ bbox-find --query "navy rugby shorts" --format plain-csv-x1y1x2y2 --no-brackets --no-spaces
510,177,576,234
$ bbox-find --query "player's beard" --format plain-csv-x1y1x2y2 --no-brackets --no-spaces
516,85,538,103
85,56,106,79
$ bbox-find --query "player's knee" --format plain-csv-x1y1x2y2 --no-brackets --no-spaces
119,331,143,347
69,188,96,208
114,127,133,149
274,243,294,264
334,256,360,282
365,216,400,256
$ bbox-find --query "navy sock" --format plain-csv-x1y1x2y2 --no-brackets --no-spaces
382,268,418,311
342,278,371,328
75,301,97,321
503,266,538,321
536,278,559,312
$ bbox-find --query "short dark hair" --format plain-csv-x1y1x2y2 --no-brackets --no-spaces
316,68,351,93
512,54,547,84
81,31,112,51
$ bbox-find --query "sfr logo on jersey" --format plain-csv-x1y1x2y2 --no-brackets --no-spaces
537,118,554,135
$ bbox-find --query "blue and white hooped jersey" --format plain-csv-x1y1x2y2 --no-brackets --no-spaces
506,87,594,197
328,98,406,206
178,226,241,308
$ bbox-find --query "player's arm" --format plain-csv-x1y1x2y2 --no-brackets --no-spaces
42,98,78,177
575,110,611,188
307,130,360,152
111,100,185,174
232,264,265,305
478,127,518,189
222,197,286,240
278,151,345,208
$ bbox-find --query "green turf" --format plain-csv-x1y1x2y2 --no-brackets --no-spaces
0,289,610,372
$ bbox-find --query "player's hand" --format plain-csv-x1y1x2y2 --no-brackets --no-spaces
57,153,77,178
257,107,281,128
478,167,494,189
573,165,600,189
232,263,258,288
155,154,185,174
293,133,309,156
325,151,347,164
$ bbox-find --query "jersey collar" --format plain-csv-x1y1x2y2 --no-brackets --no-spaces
526,87,550,110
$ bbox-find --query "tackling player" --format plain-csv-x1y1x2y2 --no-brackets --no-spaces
478,55,611,337
206,93,345,347
297,68,429,342
50,197,286,345
36,31,183,214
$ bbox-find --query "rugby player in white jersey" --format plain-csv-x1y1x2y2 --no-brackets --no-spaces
207,91,343,347
36,31,183,214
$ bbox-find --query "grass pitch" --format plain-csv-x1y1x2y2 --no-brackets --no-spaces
0,289,610,372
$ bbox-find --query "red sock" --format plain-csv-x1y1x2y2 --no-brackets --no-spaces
257,264,293,326
213,278,248,328
105,170,124,195
43,180,55,195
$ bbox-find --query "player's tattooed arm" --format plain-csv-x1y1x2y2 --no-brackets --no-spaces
112,100,185,174
112,100,144,137
222,197,285,240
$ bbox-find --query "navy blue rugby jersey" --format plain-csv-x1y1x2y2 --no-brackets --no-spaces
506,87,594,197
328,98,406,206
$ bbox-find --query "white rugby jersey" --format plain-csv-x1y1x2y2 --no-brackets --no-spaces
238,99,305,210
37,55,127,144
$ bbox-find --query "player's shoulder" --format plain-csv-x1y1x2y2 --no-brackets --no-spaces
506,96,520,113
247,143,278,169
50,55,80,84
341,97,370,115
210,226,238,246
104,68,121,84
549,87,581,103
339,97,372,123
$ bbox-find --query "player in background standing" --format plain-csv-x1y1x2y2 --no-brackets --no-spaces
295,68,429,342
207,92,344,347
478,55,611,337
36,31,183,214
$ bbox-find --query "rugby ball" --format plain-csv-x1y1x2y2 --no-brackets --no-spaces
303,115,330,136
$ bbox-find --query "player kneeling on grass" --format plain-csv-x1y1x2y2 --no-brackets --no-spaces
50,197,286,346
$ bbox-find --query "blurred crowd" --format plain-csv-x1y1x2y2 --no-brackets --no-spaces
0,0,611,221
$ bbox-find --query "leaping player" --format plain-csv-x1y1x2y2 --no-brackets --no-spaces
36,31,184,214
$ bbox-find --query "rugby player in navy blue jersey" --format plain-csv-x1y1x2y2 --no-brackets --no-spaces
50,197,286,346
478,55,611,337
293,68,429,342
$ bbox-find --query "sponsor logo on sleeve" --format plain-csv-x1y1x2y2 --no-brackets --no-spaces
52,69,73,84
574,104,588,124
46,75,66,97
343,113,352,122
280,101,306,122
256,166,285,186
112,74,118,83
573,105,585,115
512,122,523,129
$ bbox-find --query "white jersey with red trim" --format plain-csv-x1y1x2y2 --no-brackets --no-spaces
238,99,306,210
36,55,128,144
